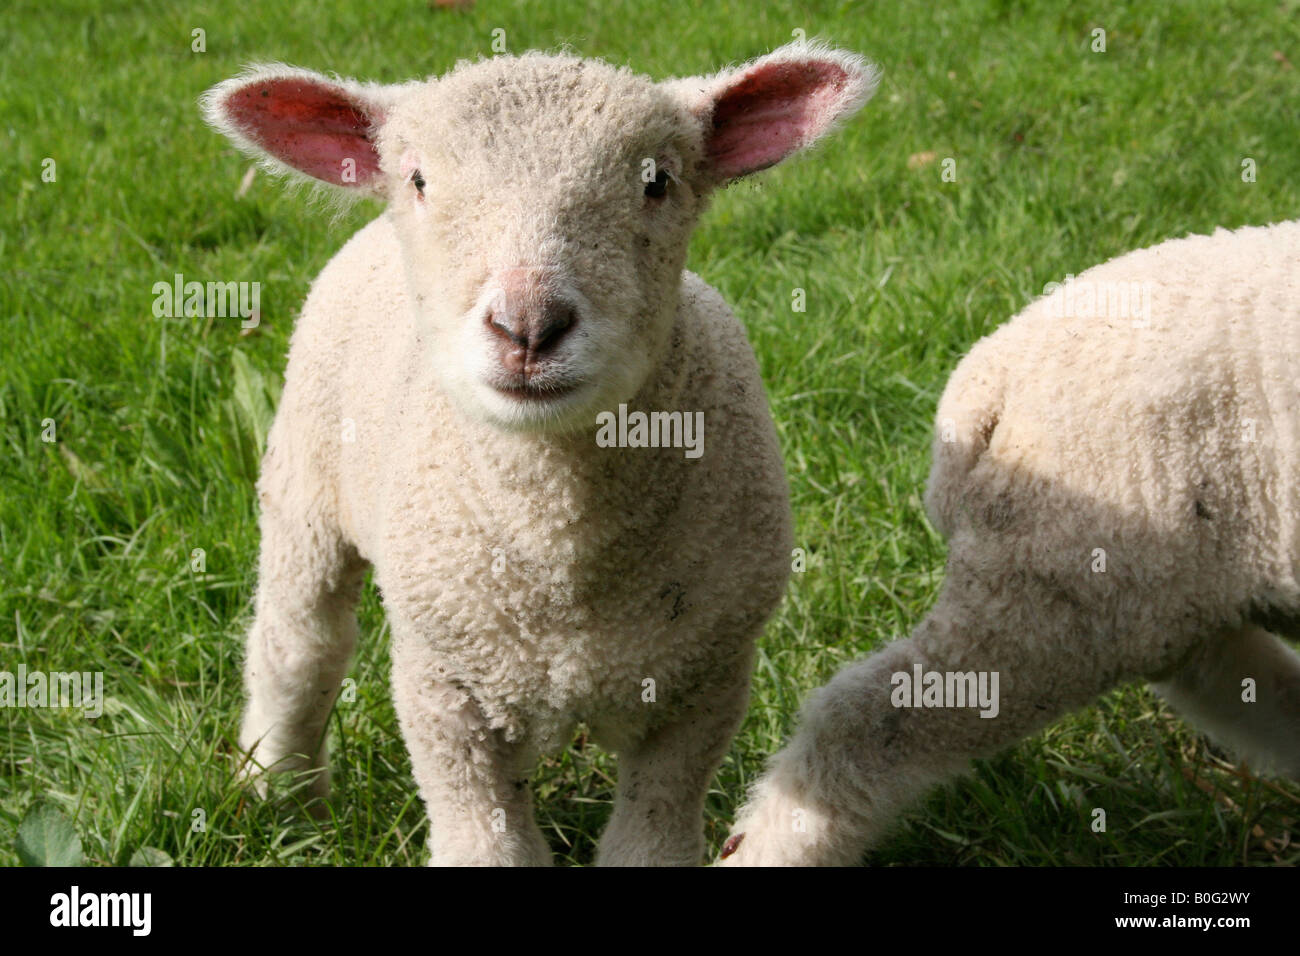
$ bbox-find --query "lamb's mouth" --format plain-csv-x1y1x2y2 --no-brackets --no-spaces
491,379,581,402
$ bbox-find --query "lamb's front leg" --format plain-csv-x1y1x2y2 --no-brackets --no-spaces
390,640,551,866
595,675,751,866
239,499,366,804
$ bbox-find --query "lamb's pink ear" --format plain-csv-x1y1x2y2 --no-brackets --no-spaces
672,43,878,184
201,65,393,193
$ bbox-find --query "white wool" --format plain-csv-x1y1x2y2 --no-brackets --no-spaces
721,221,1300,865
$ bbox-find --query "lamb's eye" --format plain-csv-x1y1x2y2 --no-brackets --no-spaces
645,168,669,199
411,169,426,194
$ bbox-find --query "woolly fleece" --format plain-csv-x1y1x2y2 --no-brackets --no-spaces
720,220,1300,866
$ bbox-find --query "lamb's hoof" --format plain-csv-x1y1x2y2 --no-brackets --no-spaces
720,833,745,859
234,755,273,799
235,749,331,818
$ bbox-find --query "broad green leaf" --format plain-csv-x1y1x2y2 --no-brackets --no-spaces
16,803,85,867
128,847,174,867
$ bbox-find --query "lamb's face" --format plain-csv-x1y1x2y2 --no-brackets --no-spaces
202,44,876,433
380,58,708,432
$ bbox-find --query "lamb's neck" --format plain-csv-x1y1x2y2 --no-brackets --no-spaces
446,328,695,570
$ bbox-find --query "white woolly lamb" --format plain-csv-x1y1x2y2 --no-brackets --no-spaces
719,220,1300,866
201,42,878,866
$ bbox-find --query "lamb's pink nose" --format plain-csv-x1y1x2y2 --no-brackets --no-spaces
484,271,577,371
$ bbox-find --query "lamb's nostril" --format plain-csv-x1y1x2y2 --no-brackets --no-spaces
531,305,576,354
485,287,577,360
486,310,529,349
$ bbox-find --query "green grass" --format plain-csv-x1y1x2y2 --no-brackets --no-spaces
3,0,1299,866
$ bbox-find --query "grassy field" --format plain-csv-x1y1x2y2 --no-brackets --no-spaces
3,0,1299,866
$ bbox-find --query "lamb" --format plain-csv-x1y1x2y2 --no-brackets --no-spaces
201,41,878,866
718,220,1300,866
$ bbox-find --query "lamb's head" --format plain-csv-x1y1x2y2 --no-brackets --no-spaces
202,43,877,431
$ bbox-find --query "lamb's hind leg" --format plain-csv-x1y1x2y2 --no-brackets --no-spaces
1153,623,1300,778
719,570,1130,866
239,495,366,803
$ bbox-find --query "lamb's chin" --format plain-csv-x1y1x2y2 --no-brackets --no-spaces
467,382,600,436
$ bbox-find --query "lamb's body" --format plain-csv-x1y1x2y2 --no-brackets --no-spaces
265,211,790,742
721,220,1300,866
248,217,791,863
